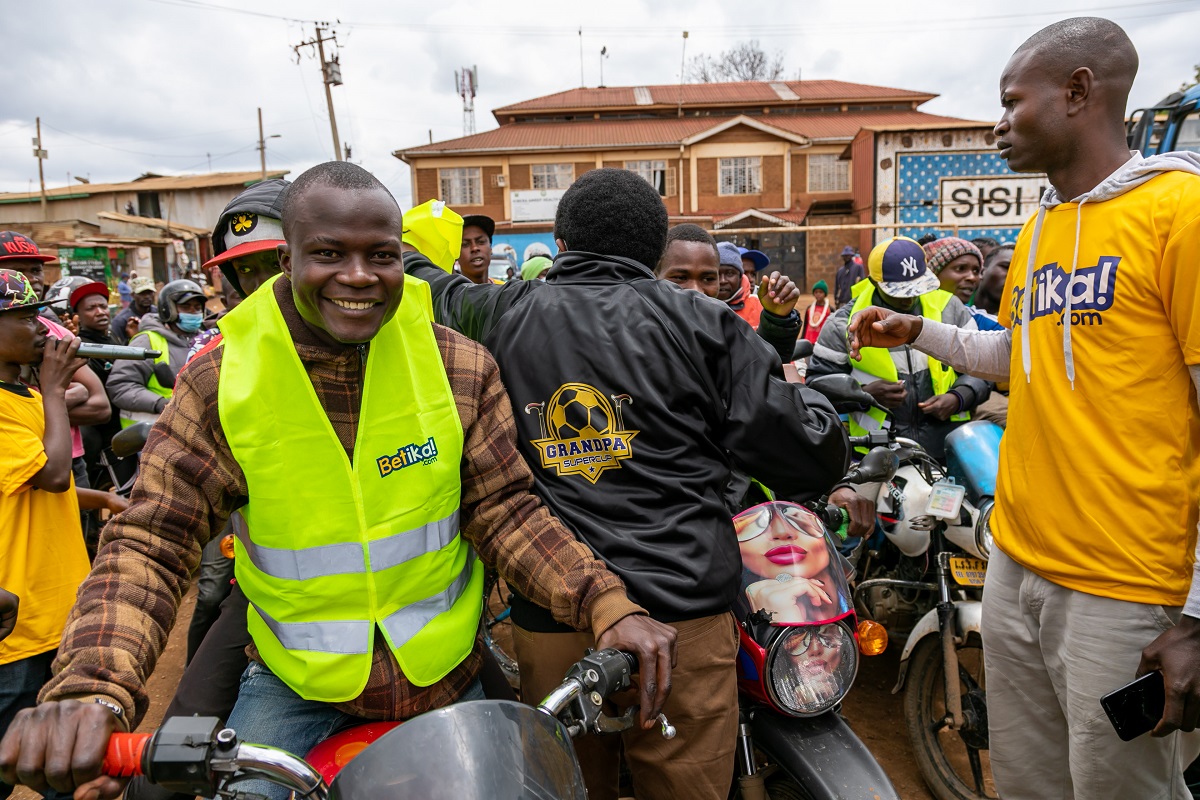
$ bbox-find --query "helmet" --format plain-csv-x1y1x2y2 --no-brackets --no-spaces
157,279,207,324
44,276,93,309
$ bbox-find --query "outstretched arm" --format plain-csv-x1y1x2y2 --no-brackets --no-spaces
402,251,534,343
848,309,1014,382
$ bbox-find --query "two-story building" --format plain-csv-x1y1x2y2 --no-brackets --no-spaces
394,80,975,288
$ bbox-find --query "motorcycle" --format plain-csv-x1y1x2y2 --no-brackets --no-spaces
730,499,901,800
99,648,672,799
807,374,1001,800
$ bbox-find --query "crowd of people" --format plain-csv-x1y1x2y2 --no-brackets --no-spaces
0,14,1198,800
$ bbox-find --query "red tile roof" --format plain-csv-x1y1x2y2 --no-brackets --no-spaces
493,80,937,116
396,110,979,158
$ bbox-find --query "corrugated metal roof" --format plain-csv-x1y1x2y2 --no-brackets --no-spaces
96,211,211,236
494,80,935,114
0,170,288,203
397,110,975,157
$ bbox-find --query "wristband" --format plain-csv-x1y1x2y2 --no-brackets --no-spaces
93,697,124,720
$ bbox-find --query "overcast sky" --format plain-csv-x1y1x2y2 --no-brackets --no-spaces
2,0,1197,209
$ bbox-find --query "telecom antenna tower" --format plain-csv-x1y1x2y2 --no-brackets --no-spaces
456,66,478,136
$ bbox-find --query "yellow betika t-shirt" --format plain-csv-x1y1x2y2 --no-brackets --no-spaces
997,169,1200,606
0,385,89,665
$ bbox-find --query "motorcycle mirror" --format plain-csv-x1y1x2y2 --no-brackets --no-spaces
111,422,152,459
792,339,814,360
805,374,881,413
153,362,177,391
846,446,899,484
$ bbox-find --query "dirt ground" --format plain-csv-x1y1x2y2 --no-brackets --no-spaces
12,588,936,800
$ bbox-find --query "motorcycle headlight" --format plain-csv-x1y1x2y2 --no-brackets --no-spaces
766,623,858,717
974,499,994,561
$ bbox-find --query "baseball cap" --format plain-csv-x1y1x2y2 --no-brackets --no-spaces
461,214,495,241
0,269,50,312
867,236,940,299
130,277,155,294
840,245,857,257
69,281,111,309
738,247,770,271
203,178,289,279
523,241,552,262
716,242,744,271
0,231,57,264
403,200,463,273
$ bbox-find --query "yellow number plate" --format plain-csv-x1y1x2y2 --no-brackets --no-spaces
949,556,988,587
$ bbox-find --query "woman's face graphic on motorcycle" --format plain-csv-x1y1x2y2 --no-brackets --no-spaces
736,503,830,580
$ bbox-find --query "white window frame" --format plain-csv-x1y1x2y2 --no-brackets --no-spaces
718,157,762,196
531,163,574,190
626,160,674,197
439,167,482,205
807,154,851,193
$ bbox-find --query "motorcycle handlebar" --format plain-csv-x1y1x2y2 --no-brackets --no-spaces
101,732,150,778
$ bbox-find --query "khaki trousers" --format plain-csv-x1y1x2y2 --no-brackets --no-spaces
983,548,1200,799
513,612,739,800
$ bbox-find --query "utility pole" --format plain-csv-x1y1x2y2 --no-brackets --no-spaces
294,25,344,161
256,108,282,179
257,107,266,178
33,117,48,220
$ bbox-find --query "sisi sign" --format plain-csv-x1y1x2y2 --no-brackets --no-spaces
939,176,1048,227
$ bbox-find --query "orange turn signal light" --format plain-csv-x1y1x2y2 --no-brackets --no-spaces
857,619,888,656
220,533,236,560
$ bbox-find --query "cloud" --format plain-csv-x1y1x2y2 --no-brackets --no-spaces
2,0,1196,217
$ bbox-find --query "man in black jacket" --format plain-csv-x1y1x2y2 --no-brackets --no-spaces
403,168,849,800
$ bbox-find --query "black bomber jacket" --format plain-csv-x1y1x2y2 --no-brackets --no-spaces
404,251,849,623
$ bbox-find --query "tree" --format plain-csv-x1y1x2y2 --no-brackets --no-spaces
687,40,786,83
1183,64,1200,92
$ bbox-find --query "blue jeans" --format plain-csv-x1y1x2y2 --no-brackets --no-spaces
0,651,70,800
224,661,484,800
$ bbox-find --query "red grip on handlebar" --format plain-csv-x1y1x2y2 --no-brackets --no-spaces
101,732,151,778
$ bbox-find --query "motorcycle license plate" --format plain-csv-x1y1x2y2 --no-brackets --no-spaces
949,556,987,587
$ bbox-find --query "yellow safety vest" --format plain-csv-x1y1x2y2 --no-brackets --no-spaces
119,329,171,428
848,286,969,443
217,274,481,702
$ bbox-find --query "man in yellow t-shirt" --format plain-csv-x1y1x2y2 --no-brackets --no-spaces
0,269,90,768
848,17,1200,800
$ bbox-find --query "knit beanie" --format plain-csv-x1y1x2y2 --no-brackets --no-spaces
922,237,983,275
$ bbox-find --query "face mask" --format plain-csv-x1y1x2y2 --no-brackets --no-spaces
177,312,204,333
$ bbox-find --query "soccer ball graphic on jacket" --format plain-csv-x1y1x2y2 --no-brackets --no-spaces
547,384,615,440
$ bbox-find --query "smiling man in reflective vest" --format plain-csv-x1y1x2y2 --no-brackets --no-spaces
808,236,990,460
0,162,676,800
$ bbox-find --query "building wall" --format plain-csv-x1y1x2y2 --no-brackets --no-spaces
869,127,1042,247
694,154,786,211
805,213,860,295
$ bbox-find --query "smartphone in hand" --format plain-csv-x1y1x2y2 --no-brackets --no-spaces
1100,671,1165,741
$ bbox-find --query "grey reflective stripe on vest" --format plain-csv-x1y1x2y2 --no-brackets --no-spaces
251,603,372,655
235,525,365,581
380,553,475,649
249,553,476,655
369,511,459,571
235,510,460,581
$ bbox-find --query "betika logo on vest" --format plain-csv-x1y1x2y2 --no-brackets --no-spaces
1010,256,1120,327
376,437,439,477
525,383,639,484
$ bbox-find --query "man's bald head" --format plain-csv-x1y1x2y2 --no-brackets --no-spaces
1010,17,1137,118
282,161,398,240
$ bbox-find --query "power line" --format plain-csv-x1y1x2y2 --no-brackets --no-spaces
140,0,1195,35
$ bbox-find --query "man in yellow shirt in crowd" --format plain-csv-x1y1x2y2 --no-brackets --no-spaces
0,270,90,800
851,18,1200,799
